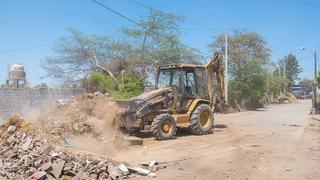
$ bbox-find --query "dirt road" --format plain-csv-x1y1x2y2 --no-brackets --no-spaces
113,100,320,179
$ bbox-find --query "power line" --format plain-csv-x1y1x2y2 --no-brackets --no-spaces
129,0,222,33
190,0,232,28
0,42,51,54
261,0,320,6
0,17,121,55
92,0,210,56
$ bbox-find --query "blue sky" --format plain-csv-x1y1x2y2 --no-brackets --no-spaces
0,0,319,86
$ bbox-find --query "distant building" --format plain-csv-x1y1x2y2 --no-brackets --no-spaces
5,64,27,88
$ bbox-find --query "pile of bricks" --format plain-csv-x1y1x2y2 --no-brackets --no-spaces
0,117,162,179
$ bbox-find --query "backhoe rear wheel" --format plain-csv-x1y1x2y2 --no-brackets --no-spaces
151,114,177,140
189,104,214,135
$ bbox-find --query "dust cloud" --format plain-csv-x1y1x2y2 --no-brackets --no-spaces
18,92,128,154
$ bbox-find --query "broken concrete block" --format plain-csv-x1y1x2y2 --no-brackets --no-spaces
74,168,90,180
50,152,58,157
42,146,54,155
28,170,46,180
147,160,158,172
12,175,23,180
118,164,129,175
0,147,12,155
40,162,52,172
51,159,66,178
108,165,120,180
89,173,98,179
149,165,157,173
128,167,150,175
35,155,48,166
148,172,157,177
21,137,32,150
7,125,17,134
45,173,56,180
148,160,158,167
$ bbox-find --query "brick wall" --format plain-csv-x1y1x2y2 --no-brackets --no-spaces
0,88,84,123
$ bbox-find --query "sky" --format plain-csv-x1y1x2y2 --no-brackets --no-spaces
0,0,319,86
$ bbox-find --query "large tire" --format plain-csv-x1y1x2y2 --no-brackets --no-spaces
189,104,214,135
151,114,177,140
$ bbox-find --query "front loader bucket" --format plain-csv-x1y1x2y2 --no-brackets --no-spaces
115,100,140,130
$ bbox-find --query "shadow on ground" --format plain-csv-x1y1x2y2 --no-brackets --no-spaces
132,124,228,139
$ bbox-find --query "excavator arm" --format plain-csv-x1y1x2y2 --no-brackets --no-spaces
205,52,226,110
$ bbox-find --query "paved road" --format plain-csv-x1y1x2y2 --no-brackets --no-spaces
113,100,320,179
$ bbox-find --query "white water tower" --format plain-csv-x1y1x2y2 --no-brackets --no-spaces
6,64,27,88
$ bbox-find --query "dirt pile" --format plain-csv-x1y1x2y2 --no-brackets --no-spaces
0,102,161,179
276,92,298,103
36,92,123,139
19,92,131,153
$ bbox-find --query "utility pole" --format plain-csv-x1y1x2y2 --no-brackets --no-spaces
224,32,228,104
314,51,317,80
313,51,317,110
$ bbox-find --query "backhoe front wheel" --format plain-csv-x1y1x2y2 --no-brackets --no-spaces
151,114,177,140
190,104,214,135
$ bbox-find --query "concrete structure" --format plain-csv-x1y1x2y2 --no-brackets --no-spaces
5,64,27,88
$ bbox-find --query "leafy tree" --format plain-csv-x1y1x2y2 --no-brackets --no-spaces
42,10,200,91
41,29,118,84
316,72,320,84
228,59,267,109
299,78,313,90
267,76,290,96
88,72,143,99
209,30,271,109
89,72,115,93
209,30,271,64
122,10,200,79
280,53,302,85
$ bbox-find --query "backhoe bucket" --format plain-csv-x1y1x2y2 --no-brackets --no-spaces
115,100,139,130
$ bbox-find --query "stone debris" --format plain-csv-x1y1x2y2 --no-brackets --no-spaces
118,164,129,175
128,166,150,175
0,114,164,179
7,125,17,134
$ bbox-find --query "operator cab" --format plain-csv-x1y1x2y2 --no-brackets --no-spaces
155,64,209,113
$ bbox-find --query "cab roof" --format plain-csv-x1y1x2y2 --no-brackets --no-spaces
156,63,205,69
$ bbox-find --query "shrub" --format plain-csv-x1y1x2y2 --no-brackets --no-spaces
88,72,144,99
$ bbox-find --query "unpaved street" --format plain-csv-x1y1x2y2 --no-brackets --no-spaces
113,100,320,179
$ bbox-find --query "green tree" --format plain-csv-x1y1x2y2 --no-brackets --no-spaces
122,10,200,79
42,10,199,88
41,29,119,84
209,30,271,109
89,72,115,93
299,78,313,91
267,76,290,96
228,59,268,109
280,53,302,85
88,72,143,99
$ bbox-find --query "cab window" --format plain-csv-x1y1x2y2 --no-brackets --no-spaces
184,70,197,96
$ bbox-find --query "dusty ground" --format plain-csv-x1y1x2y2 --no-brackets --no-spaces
112,100,320,179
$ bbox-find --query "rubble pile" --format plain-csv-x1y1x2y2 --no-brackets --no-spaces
36,92,124,141
276,92,298,104
0,115,162,179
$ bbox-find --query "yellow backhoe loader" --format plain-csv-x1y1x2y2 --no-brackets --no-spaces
116,52,225,140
